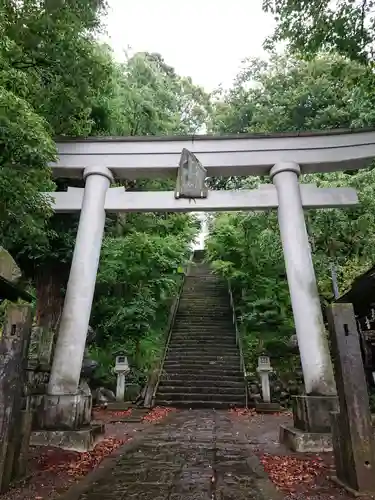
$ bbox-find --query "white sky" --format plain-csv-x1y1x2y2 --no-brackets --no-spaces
102,0,275,91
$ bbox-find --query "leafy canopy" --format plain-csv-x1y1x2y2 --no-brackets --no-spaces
263,0,375,63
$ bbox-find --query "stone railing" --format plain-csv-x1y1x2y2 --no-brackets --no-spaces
144,254,194,407
228,280,248,408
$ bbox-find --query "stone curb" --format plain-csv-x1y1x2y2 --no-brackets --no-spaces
58,414,176,500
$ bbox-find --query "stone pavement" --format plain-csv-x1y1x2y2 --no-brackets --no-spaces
64,410,283,500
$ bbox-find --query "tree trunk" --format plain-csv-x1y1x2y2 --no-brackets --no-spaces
35,265,68,328
33,265,69,366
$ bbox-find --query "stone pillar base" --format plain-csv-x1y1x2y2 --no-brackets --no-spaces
280,395,338,452
293,395,339,432
33,390,104,452
280,425,333,452
30,424,104,452
36,392,92,430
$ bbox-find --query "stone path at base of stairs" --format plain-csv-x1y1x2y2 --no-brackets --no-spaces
64,410,283,500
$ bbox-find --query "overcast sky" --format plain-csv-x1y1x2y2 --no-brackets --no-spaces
102,0,275,91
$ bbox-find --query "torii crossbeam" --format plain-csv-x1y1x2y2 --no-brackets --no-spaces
47,184,358,213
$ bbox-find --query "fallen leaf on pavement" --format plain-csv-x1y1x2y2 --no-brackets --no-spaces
229,408,257,417
260,454,325,492
142,407,175,423
37,437,129,479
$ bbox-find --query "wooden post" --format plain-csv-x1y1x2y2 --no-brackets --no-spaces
326,303,375,495
0,304,32,492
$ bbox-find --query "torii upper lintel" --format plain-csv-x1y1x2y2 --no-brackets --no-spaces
51,128,375,179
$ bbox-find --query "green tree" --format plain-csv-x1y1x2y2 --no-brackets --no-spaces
0,87,55,248
0,1,120,328
210,54,375,134
120,52,211,135
263,0,375,63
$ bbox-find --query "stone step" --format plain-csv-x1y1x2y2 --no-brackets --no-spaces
166,354,239,361
177,304,231,310
168,346,237,352
178,306,230,310
162,367,242,376
182,286,226,289
167,347,239,355
162,366,244,376
159,377,245,393
173,321,234,326
173,322,233,326
170,339,236,345
169,340,237,346
174,320,233,325
165,354,240,363
158,378,244,388
183,284,225,287
156,391,245,402
172,331,234,337
167,345,238,353
179,294,229,299
173,327,233,332
177,312,231,317
175,313,232,318
171,329,235,334
181,292,228,297
174,323,233,327
182,293,228,296
164,358,240,366
173,322,234,328
170,333,236,340
177,308,231,313
184,283,225,286
171,332,235,338
176,308,231,312
155,399,246,409
171,334,235,338
178,300,230,304
160,373,244,383
157,385,245,395
184,277,223,281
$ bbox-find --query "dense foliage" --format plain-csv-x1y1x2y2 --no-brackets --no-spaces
0,2,203,387
207,54,375,375
263,0,375,64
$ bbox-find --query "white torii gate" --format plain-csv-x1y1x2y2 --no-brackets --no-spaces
43,129,375,429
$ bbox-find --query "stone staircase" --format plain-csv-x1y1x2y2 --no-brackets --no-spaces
155,254,246,409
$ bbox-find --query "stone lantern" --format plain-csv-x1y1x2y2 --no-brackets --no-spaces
114,355,130,402
257,356,273,403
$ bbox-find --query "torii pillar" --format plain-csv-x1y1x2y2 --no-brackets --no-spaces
273,163,338,453
40,165,113,433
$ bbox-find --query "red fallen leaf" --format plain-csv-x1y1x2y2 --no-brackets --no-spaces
228,407,257,417
93,409,132,419
142,406,176,423
37,437,130,479
260,454,326,493
111,409,132,417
